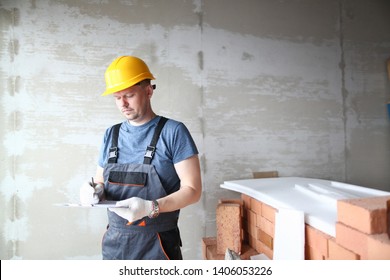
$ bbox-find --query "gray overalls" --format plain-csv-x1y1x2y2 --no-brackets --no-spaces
101,117,180,260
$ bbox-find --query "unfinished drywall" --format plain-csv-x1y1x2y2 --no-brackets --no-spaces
0,0,389,260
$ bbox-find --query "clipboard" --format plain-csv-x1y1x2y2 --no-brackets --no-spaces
54,200,127,208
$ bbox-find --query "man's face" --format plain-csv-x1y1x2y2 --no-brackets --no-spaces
113,83,152,124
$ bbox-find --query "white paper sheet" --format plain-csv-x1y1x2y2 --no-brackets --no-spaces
54,201,126,208
273,208,305,260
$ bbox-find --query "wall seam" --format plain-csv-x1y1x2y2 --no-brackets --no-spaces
338,0,348,183
10,5,18,259
197,0,208,244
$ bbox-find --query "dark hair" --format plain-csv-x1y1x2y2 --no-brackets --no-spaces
138,79,155,89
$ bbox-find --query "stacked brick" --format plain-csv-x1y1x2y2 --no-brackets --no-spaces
334,195,390,259
202,199,258,260
202,193,390,260
241,194,276,259
305,195,390,260
216,199,242,255
202,195,277,260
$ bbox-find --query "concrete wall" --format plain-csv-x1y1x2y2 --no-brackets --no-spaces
0,0,389,260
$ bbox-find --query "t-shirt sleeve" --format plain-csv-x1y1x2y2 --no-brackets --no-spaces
171,122,199,164
98,127,112,168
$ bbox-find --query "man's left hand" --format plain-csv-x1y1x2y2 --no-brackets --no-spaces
109,197,153,223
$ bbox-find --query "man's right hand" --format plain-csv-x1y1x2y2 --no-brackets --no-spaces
80,181,104,205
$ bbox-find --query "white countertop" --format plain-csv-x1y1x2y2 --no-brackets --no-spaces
221,177,390,236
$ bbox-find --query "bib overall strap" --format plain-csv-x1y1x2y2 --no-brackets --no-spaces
108,123,121,164
143,117,168,165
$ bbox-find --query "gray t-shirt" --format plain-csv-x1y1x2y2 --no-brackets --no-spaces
98,116,198,195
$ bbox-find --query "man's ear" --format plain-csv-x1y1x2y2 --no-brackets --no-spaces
146,84,154,99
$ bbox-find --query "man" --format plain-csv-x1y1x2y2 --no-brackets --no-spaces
80,56,202,260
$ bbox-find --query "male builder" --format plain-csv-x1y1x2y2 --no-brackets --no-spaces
80,56,202,260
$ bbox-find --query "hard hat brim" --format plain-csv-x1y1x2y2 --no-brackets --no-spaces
101,73,155,96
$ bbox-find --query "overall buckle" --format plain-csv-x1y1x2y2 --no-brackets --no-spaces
109,147,118,159
144,145,155,159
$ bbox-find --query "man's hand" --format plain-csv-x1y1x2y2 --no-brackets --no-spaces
79,181,104,205
109,197,153,223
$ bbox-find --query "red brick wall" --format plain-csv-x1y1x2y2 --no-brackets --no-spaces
202,194,390,260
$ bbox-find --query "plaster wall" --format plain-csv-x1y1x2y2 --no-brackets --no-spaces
0,0,389,259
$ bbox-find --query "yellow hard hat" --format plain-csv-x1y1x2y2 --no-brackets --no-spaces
102,56,155,96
